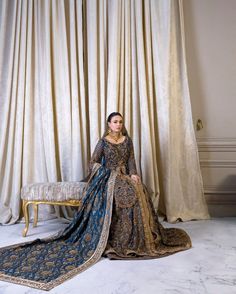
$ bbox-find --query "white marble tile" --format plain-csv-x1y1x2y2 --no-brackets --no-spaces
0,218,236,294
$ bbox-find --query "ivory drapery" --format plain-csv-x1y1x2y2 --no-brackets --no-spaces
0,0,209,225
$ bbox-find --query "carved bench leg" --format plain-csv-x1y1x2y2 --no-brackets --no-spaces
21,200,81,236
22,200,30,237
33,203,38,227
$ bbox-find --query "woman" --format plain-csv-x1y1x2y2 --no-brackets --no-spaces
0,112,191,290
94,112,191,259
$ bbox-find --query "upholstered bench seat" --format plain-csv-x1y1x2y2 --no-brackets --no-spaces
21,182,87,237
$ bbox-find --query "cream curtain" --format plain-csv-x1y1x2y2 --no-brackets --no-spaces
0,0,209,225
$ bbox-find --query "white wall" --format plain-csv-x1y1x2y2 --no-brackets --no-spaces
183,0,236,216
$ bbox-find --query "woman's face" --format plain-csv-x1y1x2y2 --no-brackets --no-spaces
108,115,123,133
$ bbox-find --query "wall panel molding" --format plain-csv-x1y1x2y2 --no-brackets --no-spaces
197,137,236,152
205,194,236,205
204,184,236,194
200,160,236,168
197,137,236,210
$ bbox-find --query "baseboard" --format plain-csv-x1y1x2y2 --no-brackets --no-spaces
204,185,236,202
207,204,236,217
205,190,236,217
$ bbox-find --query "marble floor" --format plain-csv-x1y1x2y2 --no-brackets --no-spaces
0,217,235,294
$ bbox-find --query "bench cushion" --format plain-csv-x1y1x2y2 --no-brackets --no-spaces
21,182,87,202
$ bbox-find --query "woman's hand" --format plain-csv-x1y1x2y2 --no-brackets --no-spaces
131,174,141,184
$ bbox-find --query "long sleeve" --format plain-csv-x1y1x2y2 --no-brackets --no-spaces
128,138,137,175
88,139,104,172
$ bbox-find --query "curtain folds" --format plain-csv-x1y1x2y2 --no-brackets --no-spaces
0,0,209,225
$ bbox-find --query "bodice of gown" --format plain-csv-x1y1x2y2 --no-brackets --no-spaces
89,136,137,175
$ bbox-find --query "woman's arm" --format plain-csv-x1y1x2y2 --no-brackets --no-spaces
128,137,137,175
128,138,141,183
88,139,104,172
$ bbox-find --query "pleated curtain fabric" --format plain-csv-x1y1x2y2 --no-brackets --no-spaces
0,0,209,225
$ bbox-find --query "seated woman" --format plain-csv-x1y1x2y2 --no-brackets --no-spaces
0,112,191,290
94,112,191,259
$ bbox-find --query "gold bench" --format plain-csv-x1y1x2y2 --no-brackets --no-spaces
21,182,87,237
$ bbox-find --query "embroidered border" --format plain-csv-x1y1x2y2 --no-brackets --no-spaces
0,165,117,291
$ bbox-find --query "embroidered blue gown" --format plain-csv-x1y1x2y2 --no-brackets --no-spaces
0,136,191,290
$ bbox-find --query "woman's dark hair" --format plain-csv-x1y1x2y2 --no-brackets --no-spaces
107,112,123,123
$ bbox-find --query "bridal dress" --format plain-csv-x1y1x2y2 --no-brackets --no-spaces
0,136,191,290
